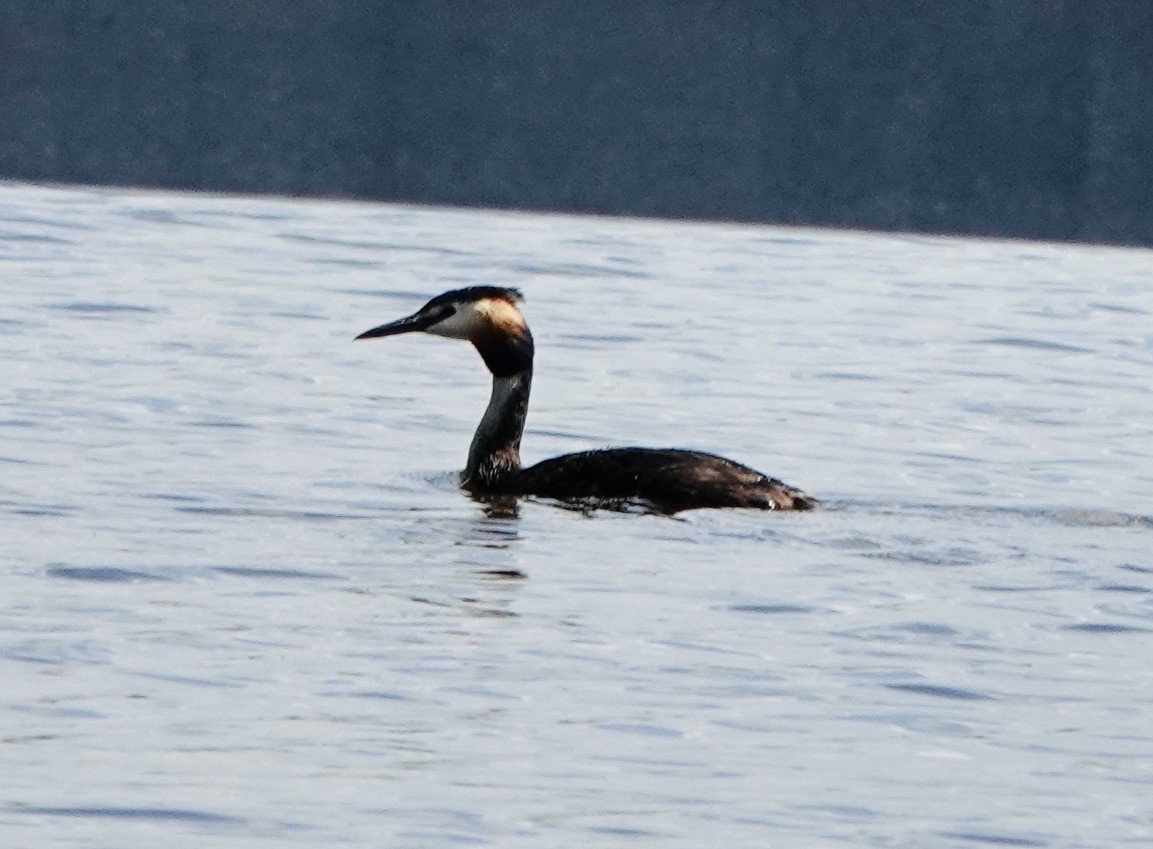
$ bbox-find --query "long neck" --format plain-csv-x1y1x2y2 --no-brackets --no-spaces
463,366,532,490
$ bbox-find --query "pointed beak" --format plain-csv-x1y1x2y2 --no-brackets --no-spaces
355,311,433,340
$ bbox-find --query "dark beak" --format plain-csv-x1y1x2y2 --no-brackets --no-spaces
355,311,433,340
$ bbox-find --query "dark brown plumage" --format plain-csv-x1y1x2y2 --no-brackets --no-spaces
357,287,815,513
509,448,814,512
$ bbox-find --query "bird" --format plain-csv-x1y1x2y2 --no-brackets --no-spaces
356,286,816,513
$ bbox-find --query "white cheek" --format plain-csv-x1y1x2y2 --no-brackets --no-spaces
427,307,481,339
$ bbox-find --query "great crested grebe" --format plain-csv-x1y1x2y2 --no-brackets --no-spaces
356,287,815,513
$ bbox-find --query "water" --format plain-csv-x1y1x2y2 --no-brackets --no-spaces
2,181,1152,848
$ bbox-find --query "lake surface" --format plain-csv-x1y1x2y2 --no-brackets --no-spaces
2,181,1151,848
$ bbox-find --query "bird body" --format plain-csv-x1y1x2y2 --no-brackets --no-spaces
357,287,815,513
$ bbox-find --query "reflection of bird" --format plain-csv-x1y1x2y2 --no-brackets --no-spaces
357,287,815,513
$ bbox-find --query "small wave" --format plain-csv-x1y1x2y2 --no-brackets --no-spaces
8,804,244,824
45,566,171,583
937,830,1047,847
886,683,994,701
49,301,161,314
1063,622,1151,634
729,603,817,615
0,230,71,244
212,566,343,581
979,337,1092,353
828,499,1153,531
175,506,373,520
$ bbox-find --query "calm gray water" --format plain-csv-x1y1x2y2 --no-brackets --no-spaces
2,181,1152,848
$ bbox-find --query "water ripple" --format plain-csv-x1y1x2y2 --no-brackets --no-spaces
3,183,1152,849
885,683,995,701
979,337,1093,353
8,804,245,824
45,566,172,583
48,301,161,314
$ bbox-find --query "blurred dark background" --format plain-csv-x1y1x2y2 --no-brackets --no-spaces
2,2,1150,244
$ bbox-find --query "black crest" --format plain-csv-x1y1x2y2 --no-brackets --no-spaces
423,286,524,311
